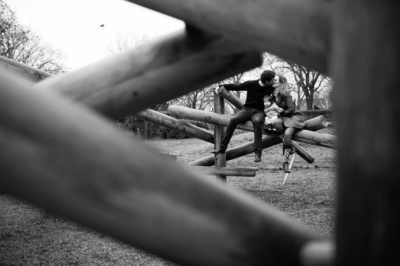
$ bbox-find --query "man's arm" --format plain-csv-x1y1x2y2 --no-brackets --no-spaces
220,80,251,91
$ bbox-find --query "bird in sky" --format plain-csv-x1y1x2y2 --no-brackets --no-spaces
99,24,104,27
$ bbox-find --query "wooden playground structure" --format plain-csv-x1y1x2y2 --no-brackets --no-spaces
1,0,399,265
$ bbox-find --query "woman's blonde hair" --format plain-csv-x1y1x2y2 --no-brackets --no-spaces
275,75,290,96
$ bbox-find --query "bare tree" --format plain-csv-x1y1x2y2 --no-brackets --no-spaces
0,0,65,74
287,62,330,110
261,52,331,110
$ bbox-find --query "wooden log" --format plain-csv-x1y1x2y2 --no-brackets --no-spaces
189,166,257,177
304,115,328,132
160,153,178,161
0,72,322,266
332,1,400,265
213,91,226,181
217,86,328,131
293,130,335,149
0,55,53,79
136,109,214,143
190,135,283,166
126,0,331,74
167,105,335,148
36,28,261,119
216,86,243,110
292,142,315,164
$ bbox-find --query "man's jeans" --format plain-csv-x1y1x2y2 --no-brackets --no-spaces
219,108,265,155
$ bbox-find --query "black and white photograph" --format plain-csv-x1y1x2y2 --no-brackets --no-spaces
1,0,398,265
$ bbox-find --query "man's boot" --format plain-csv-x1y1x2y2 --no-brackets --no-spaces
254,153,261,162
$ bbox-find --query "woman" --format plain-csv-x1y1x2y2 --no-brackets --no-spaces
265,75,305,173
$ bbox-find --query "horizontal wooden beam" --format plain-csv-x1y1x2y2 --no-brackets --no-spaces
190,166,258,177
0,72,323,266
35,28,261,119
167,105,335,148
126,0,331,73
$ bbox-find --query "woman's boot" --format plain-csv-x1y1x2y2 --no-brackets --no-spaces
283,147,291,173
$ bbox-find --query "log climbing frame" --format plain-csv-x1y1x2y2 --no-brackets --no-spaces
1,1,399,265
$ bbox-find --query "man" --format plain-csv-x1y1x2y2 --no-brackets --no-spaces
212,70,276,162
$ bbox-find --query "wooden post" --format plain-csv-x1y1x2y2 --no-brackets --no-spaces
332,1,400,265
214,90,226,181
144,121,149,139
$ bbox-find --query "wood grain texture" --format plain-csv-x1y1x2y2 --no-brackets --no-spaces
0,72,321,266
35,29,261,119
136,109,214,143
126,0,331,73
332,1,400,265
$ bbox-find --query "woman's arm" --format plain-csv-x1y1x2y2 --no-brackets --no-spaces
281,95,296,117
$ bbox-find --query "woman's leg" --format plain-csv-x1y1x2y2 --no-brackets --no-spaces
272,118,285,134
282,127,297,172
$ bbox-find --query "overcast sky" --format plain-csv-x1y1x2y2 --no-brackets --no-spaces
9,0,184,70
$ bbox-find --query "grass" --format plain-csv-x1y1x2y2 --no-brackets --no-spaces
0,129,336,265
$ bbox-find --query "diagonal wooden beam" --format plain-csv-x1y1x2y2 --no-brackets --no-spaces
35,28,261,119
126,0,331,74
1,71,326,266
189,135,283,166
136,109,215,143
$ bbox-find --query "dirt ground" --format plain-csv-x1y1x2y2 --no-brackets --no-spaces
0,129,336,265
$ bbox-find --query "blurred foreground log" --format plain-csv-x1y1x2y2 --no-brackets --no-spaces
0,72,322,266
126,0,331,74
36,28,261,119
